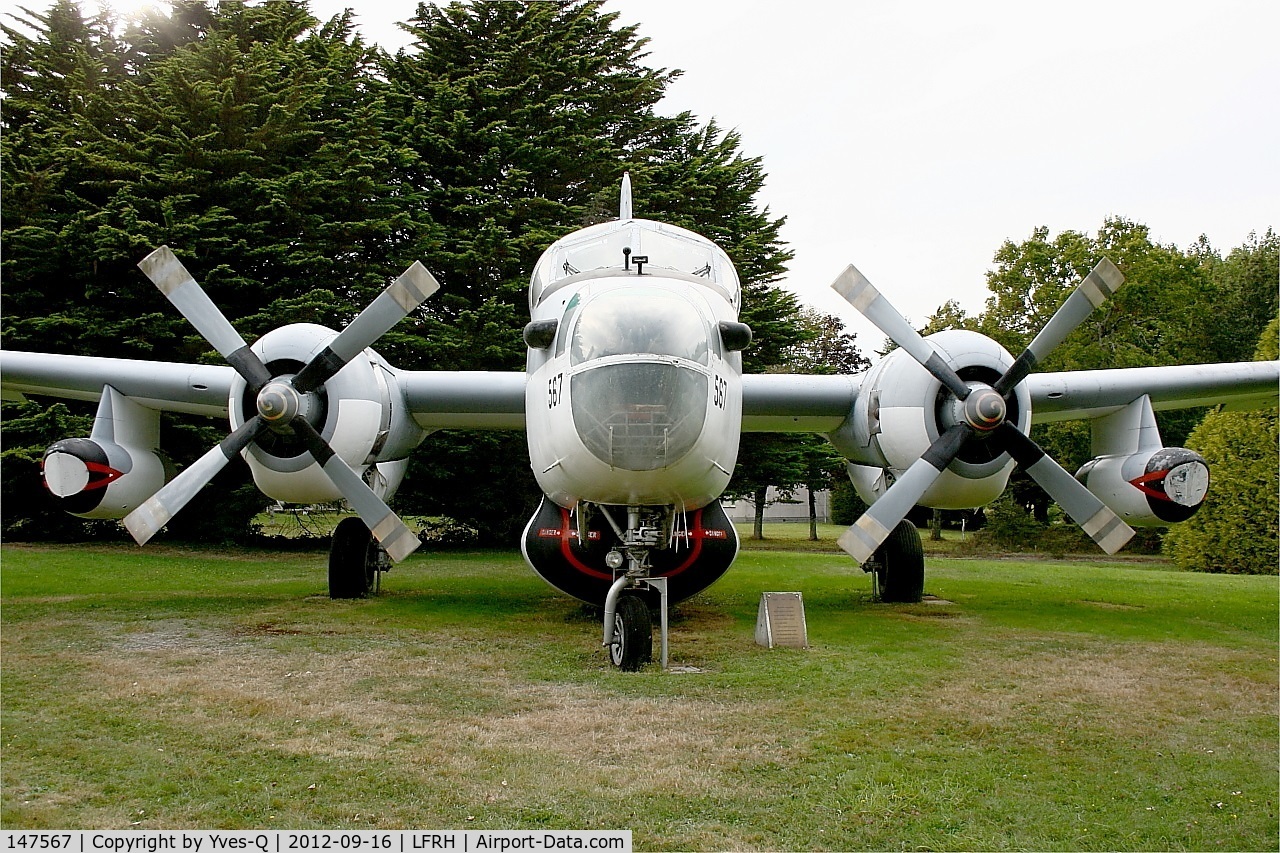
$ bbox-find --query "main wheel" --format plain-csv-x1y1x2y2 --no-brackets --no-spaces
874,520,925,603
608,594,653,671
329,516,379,599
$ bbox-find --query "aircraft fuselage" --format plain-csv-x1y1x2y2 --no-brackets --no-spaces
524,217,746,512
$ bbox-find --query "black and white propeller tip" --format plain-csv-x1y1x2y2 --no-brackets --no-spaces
830,257,1134,565
124,247,436,561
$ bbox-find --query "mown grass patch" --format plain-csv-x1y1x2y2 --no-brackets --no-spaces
2,542,1276,850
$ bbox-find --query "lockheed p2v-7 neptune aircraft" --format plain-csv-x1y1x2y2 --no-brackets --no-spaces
3,175,1277,669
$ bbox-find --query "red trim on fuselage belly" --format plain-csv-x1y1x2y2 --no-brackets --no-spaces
556,507,706,581
557,508,610,580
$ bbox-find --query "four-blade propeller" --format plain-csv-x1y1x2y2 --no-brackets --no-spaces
123,246,438,562
832,258,1135,564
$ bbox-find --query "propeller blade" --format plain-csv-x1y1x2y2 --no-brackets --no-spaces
138,246,272,392
994,258,1124,397
291,419,420,562
838,424,970,564
994,423,1135,554
831,263,972,401
123,415,267,545
293,261,440,393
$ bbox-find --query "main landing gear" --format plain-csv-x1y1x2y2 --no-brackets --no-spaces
863,519,925,603
596,504,673,671
329,516,391,598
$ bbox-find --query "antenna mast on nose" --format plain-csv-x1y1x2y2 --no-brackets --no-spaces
618,172,632,221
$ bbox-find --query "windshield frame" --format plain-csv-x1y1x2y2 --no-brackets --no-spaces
568,286,716,368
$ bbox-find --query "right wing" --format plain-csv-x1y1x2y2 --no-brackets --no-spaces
1,350,233,417
0,350,531,432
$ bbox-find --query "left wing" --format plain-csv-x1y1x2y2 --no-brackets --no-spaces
0,246,527,561
399,370,526,431
742,258,1278,566
739,359,1280,432
0,350,530,431
1027,362,1280,421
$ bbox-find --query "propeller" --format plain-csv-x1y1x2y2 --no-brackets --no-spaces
123,246,439,562
138,246,273,393
833,258,1134,565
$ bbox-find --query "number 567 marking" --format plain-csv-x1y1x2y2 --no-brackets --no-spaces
548,373,564,408
712,375,728,409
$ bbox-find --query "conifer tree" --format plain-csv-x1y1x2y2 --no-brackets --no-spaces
383,1,803,540
2,1,435,538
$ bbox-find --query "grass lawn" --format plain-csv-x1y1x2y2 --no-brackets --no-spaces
1,541,1276,851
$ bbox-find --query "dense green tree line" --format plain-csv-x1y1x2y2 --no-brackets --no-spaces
1,0,825,542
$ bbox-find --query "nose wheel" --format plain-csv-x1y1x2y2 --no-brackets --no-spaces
602,575,670,671
607,594,653,671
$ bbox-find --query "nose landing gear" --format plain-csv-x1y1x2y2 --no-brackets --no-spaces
607,593,652,670
602,575,670,671
596,504,674,670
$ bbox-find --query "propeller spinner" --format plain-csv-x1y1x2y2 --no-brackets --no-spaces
123,246,438,562
832,258,1135,564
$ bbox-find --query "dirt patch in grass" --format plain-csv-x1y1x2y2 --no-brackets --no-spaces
239,622,347,637
1079,599,1146,611
464,683,773,784
916,635,1276,736
79,622,779,794
877,599,969,624
115,619,244,653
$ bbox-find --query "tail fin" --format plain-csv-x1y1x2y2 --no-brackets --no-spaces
619,172,632,221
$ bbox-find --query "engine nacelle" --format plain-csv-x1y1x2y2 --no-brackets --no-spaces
43,437,171,519
1076,447,1209,526
228,323,424,504
831,329,1033,509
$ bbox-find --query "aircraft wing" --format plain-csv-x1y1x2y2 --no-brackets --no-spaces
0,350,532,431
739,361,1278,433
0,350,234,417
398,369,527,430
740,373,858,432
1027,361,1280,423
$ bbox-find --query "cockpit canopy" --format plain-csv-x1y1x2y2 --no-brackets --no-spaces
569,287,712,366
530,218,741,312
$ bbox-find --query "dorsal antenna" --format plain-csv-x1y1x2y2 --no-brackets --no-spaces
618,171,632,221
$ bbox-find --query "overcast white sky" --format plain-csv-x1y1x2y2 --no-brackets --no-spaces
15,0,1280,350
308,0,1280,348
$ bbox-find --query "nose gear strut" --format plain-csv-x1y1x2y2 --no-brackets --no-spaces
596,504,673,670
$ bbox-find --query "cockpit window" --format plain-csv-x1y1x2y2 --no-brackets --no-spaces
635,230,717,278
570,288,710,366
559,233,618,276
530,220,742,312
